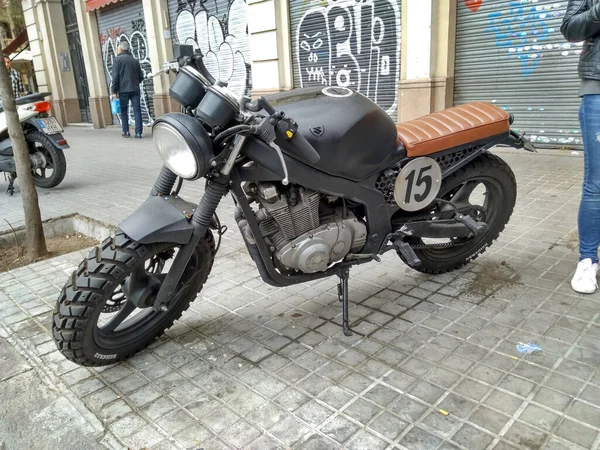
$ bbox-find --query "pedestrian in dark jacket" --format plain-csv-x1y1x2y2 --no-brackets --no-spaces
561,0,600,294
111,41,144,138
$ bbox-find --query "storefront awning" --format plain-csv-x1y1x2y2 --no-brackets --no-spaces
86,0,121,12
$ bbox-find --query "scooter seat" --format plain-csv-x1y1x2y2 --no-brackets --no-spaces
396,102,511,158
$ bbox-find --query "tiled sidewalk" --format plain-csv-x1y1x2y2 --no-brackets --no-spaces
1,127,598,450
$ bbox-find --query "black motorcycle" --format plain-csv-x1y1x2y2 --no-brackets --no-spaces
0,92,69,195
53,46,533,366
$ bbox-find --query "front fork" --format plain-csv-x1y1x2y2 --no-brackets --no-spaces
151,135,247,311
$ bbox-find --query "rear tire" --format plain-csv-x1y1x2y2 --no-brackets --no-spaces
27,131,67,189
52,231,215,366
407,153,516,275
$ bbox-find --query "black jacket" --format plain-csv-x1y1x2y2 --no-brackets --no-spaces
561,0,600,80
110,50,144,94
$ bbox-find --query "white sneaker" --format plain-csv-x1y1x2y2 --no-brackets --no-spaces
571,259,599,294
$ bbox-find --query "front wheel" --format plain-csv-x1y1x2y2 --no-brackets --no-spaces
53,231,215,366
27,131,67,189
402,153,517,274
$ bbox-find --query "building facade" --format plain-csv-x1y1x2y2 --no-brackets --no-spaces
24,0,582,148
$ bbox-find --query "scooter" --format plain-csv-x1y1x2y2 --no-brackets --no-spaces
53,46,534,366
0,92,69,195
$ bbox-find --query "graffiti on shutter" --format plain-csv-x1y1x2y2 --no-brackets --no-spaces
294,0,401,116
172,0,252,97
454,0,583,148
99,18,154,126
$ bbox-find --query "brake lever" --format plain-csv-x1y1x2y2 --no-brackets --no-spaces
269,142,289,186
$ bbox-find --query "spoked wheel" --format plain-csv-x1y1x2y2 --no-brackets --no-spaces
403,153,516,274
53,231,215,366
27,131,67,189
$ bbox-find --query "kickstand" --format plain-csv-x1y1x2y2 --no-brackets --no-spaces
337,268,352,336
5,172,15,195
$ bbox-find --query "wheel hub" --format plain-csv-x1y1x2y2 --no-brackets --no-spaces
29,151,47,170
121,267,162,309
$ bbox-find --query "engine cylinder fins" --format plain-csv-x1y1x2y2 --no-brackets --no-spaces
275,215,367,274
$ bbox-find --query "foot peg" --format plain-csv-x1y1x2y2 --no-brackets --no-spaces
396,242,421,268
456,214,487,234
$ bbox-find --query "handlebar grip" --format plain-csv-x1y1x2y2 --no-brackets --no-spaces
276,122,320,164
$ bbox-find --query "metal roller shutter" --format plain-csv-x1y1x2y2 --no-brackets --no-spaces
167,0,252,98
97,0,155,126
289,0,402,119
454,0,581,149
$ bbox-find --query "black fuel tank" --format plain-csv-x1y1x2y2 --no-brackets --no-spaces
267,87,403,182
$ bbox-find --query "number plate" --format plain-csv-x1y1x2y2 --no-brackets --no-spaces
394,157,443,212
36,117,63,135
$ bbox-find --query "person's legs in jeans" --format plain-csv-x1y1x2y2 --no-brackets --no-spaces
572,94,600,293
119,92,131,136
131,92,143,137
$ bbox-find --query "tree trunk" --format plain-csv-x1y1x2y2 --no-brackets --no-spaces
0,48,47,260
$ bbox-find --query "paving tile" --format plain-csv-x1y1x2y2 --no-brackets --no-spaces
343,398,383,425
519,404,561,432
269,415,312,447
399,426,443,450
247,403,287,430
555,418,598,449
222,420,261,448
274,388,310,413
498,375,536,398
364,383,401,407
318,386,355,410
452,424,494,450
411,381,448,407
420,411,462,439
566,400,600,428
504,422,548,450
320,415,361,444
387,396,428,423
469,406,511,434
122,425,164,449
155,408,197,436
437,393,477,419
141,397,178,421
346,429,389,450
454,379,492,402
108,413,148,438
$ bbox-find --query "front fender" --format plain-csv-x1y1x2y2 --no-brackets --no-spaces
119,195,195,245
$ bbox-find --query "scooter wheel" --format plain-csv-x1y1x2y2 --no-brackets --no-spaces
52,230,215,366
27,131,67,189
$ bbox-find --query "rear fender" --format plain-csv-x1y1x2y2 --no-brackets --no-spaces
24,118,70,149
503,129,536,152
119,195,195,245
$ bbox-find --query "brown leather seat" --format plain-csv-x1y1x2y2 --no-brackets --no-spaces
396,102,510,158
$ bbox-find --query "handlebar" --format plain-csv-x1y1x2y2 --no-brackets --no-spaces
151,58,320,168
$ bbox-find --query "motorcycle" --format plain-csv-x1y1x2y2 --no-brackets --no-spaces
52,45,534,366
0,92,69,195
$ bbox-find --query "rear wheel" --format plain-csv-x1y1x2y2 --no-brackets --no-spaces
401,153,516,274
27,131,67,189
53,231,215,366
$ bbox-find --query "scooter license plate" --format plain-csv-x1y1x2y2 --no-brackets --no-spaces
36,117,63,135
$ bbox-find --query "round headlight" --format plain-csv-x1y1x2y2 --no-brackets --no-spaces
153,122,198,179
153,113,214,181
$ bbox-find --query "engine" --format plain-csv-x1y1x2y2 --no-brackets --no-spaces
242,182,367,274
